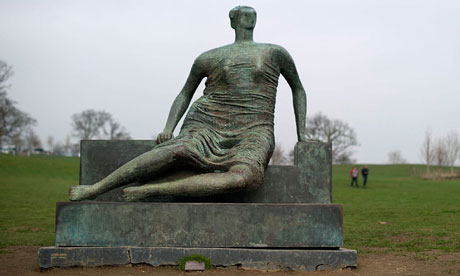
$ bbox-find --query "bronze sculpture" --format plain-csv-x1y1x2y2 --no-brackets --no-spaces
69,6,307,201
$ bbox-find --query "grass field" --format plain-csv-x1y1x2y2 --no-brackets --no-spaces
0,154,459,255
334,164,460,255
0,154,78,250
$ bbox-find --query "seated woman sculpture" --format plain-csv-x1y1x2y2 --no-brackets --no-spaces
69,6,307,202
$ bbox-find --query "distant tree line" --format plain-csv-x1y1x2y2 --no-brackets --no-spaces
420,129,460,174
0,60,131,156
0,60,38,154
387,150,407,164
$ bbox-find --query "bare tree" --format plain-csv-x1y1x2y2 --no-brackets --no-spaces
71,110,109,140
51,135,79,156
388,150,407,164
269,143,288,165
288,149,295,165
335,152,356,164
433,138,449,166
102,115,131,140
11,133,24,155
420,130,435,173
25,129,42,155
445,130,460,173
0,60,13,93
53,142,66,156
47,136,54,154
70,143,80,156
64,135,74,154
72,109,130,140
306,112,358,163
0,61,36,146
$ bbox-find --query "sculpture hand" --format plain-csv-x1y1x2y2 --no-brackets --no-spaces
157,132,174,144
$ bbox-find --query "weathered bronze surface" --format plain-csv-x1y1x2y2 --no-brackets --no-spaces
78,140,332,203
69,6,307,201
54,202,343,248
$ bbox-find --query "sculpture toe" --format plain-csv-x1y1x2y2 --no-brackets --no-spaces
69,185,96,201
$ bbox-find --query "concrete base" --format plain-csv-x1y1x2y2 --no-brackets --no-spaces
39,246,357,272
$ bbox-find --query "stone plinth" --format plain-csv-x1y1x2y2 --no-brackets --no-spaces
39,246,357,271
38,141,357,271
55,202,343,248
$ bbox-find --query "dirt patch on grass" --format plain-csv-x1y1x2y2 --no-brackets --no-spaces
1,246,460,276
5,226,41,232
387,232,418,242
385,232,453,247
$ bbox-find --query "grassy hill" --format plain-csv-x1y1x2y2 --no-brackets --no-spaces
0,154,459,254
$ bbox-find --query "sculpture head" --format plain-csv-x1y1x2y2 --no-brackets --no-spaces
229,6,257,30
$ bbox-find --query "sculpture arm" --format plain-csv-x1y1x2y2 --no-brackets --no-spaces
158,59,206,143
278,48,308,142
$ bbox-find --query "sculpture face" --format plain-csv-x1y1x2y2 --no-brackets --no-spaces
230,7,257,30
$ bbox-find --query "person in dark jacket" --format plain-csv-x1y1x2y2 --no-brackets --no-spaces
361,165,369,188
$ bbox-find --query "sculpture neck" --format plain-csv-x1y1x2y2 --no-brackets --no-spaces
234,28,254,43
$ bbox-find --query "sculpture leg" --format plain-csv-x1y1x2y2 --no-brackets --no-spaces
122,164,257,201
69,146,183,201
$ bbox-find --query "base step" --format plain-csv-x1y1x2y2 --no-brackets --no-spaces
39,246,357,272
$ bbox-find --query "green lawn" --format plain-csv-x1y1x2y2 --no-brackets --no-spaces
0,154,78,249
0,154,459,255
334,164,460,254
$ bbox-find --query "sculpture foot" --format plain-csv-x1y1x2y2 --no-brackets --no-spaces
69,185,97,201
122,186,150,202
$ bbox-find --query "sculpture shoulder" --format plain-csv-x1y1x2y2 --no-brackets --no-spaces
192,43,294,71
255,42,285,51
191,44,233,72
195,44,233,61
258,43,293,60
253,43,296,71
195,43,291,59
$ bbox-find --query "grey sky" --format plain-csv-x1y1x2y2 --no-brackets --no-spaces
1,0,459,164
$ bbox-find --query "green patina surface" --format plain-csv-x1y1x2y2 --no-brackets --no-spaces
80,140,332,203
55,202,343,248
53,6,342,263
69,6,308,201
79,140,158,186
295,141,332,203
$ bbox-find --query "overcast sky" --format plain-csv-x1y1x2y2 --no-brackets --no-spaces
1,0,459,164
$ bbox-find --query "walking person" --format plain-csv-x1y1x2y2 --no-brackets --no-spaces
350,166,359,187
361,165,369,188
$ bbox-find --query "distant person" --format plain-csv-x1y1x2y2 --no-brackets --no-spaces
350,166,359,187
361,165,369,188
